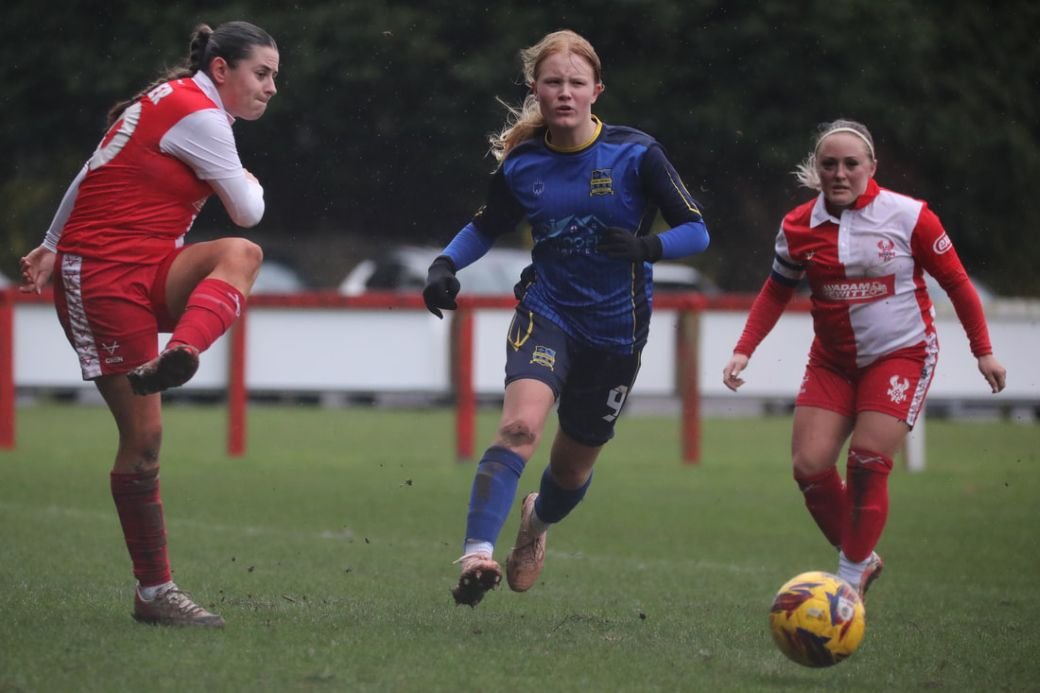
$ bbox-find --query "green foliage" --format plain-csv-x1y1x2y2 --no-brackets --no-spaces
2,1,1038,294
1,404,1038,690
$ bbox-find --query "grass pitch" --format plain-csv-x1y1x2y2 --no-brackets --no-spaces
1,403,1037,691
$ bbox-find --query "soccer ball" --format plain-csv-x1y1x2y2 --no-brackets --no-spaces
768,571,866,667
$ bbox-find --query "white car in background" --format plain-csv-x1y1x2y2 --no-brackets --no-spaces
252,259,307,294
339,245,717,296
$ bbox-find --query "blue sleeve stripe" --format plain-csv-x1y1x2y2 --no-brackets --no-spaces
770,269,801,287
773,253,802,272
442,222,495,270
657,220,709,259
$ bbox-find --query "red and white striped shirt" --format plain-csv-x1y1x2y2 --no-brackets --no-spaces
44,72,263,264
735,179,992,370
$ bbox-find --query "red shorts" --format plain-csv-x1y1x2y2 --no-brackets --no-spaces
795,342,938,427
53,249,184,380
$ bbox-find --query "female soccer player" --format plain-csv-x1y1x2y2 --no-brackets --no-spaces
422,30,710,607
721,119,1006,599
18,21,279,627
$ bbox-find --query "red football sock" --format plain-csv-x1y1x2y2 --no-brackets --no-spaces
169,278,243,353
795,466,846,548
111,469,171,587
842,447,893,562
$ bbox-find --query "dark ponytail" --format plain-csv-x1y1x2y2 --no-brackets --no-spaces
106,21,275,127
186,24,214,74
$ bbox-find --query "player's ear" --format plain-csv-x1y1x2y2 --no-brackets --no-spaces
209,56,230,85
591,81,605,103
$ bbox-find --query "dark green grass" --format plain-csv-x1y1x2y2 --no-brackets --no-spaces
1,403,1037,691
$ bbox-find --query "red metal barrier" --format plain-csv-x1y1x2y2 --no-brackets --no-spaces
0,290,15,449
228,305,248,457
452,306,475,461
1,289,785,462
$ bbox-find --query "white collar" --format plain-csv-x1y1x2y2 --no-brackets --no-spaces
810,193,840,228
192,71,235,124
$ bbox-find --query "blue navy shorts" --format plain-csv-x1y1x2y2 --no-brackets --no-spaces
503,307,642,447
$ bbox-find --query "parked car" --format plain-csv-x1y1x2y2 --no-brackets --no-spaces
252,259,307,294
339,245,716,295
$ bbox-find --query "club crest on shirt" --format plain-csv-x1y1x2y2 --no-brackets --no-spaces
887,375,910,404
530,345,556,370
877,239,896,262
589,168,614,196
532,180,545,197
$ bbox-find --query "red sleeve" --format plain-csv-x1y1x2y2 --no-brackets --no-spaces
909,205,992,357
733,276,796,358
945,281,993,357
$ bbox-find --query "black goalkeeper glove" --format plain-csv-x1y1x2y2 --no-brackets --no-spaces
598,227,663,263
422,255,461,318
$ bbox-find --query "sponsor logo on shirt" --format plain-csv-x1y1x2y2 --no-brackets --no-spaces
590,168,614,196
818,275,895,303
932,233,953,255
877,239,896,262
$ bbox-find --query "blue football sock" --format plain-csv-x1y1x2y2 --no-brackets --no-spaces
464,446,525,549
534,465,592,524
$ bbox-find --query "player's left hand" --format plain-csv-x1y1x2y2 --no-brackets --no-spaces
598,227,663,263
977,354,1007,394
19,245,56,294
723,353,750,392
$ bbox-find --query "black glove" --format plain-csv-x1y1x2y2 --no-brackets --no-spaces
422,255,461,318
598,227,663,263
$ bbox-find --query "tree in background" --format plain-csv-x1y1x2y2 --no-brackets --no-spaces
3,0,1037,294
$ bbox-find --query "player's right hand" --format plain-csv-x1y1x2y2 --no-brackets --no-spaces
422,255,460,319
722,353,750,392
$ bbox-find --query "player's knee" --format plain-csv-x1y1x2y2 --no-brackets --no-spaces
791,451,832,478
215,237,263,280
497,419,539,451
122,424,162,470
230,238,264,273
